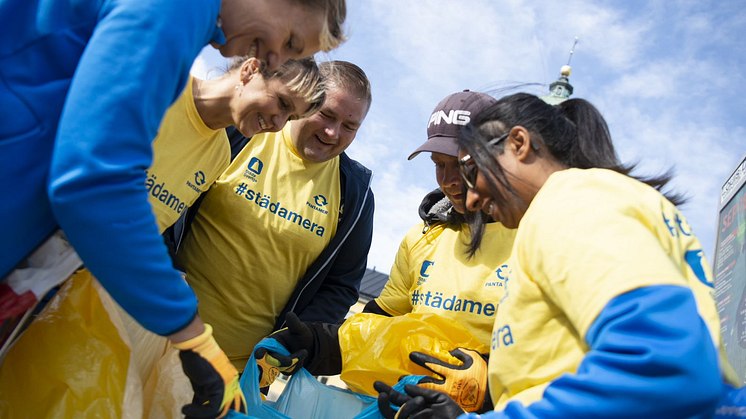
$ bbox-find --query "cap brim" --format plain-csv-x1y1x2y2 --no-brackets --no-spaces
408,135,460,160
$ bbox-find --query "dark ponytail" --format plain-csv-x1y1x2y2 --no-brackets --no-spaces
556,98,685,204
459,93,686,256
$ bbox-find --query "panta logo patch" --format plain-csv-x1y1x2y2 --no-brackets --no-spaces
194,171,205,186
314,194,328,207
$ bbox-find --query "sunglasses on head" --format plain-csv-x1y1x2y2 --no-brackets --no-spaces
458,132,509,189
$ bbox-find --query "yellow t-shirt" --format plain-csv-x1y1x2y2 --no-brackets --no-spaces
146,76,230,233
377,221,515,347
488,168,738,409
178,122,340,369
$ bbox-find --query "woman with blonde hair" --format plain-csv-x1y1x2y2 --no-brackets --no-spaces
149,56,326,233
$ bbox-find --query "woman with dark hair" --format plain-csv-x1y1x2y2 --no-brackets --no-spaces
376,93,738,418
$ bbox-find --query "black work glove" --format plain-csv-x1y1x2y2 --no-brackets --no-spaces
374,381,465,419
255,312,313,388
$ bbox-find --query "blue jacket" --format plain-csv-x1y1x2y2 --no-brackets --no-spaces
0,0,224,335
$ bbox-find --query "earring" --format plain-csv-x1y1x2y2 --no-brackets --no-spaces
235,85,240,91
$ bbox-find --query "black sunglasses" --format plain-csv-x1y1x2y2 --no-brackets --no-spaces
458,132,510,189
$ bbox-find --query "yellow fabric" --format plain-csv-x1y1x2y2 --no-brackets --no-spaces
487,168,738,409
146,76,230,233
117,308,192,419
0,270,139,419
338,312,487,397
0,269,194,419
179,122,340,370
376,221,515,346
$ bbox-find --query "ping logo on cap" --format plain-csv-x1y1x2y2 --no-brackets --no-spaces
428,110,471,128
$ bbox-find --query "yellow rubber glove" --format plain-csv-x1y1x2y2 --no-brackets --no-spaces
409,348,487,412
172,324,247,419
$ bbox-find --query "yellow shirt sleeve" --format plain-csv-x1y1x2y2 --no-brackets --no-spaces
520,172,685,338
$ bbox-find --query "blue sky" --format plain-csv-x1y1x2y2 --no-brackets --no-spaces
193,0,746,274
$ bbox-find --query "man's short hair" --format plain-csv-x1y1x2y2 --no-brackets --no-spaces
319,61,372,114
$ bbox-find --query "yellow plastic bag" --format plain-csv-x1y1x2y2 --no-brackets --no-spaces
338,312,488,396
117,306,192,419
0,269,192,419
0,269,142,419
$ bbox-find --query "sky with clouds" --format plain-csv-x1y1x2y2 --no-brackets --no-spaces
193,0,746,275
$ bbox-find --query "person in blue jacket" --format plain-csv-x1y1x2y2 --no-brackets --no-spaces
0,0,346,417
375,93,739,418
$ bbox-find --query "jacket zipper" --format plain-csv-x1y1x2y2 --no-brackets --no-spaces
282,174,374,327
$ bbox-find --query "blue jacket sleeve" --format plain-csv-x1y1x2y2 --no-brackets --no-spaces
462,285,723,419
48,0,221,335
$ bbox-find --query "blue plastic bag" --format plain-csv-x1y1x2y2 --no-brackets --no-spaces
226,338,423,419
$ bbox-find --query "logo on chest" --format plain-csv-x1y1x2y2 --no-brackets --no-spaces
417,260,434,285
186,170,205,193
484,264,509,288
306,194,330,215
243,157,264,183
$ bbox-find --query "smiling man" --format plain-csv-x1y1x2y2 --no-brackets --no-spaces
174,61,374,371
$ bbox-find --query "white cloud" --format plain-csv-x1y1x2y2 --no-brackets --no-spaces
345,111,437,272
365,162,430,273
193,0,746,272
606,104,745,258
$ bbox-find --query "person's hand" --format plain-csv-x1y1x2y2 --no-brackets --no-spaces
255,312,314,388
409,348,487,412
172,324,247,419
374,381,465,419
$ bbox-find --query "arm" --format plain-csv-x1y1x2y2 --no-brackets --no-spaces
363,299,394,316
297,187,375,323
48,0,220,335
462,285,722,419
